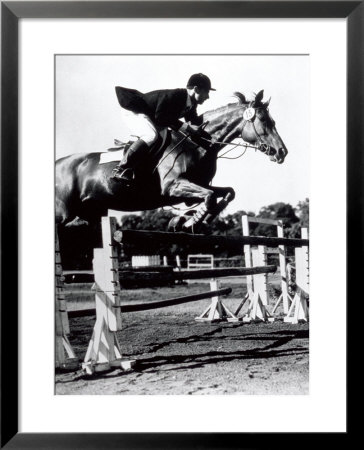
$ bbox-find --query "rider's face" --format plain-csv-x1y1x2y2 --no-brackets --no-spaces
194,87,210,105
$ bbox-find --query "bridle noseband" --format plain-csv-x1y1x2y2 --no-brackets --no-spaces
240,106,275,157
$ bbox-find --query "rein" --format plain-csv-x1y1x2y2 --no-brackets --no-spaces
155,103,275,178
201,105,273,156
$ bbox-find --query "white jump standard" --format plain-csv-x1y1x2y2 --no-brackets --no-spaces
55,228,79,370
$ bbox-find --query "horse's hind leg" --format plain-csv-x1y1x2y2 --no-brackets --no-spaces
55,195,75,225
55,195,90,227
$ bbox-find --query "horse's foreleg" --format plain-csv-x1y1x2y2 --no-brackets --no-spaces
166,178,216,209
179,185,235,231
165,181,236,232
165,178,217,232
209,186,235,202
202,186,236,224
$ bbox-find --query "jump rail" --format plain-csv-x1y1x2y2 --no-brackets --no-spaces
67,267,276,319
118,265,277,283
119,287,232,312
68,287,232,318
114,229,309,249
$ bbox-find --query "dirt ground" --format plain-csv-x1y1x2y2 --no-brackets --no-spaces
56,281,309,395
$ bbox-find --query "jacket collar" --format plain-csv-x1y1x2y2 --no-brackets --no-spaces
186,91,196,109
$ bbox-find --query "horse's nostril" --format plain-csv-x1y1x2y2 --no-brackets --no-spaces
278,148,287,159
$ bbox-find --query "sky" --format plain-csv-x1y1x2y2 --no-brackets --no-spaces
56,54,309,215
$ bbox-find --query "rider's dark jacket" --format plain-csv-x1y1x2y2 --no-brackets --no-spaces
115,86,203,131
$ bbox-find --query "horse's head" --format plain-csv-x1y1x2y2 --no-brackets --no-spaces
234,90,288,164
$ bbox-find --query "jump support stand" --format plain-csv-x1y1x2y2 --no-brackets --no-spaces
235,245,274,323
195,279,240,323
55,228,79,370
283,229,309,324
82,217,135,375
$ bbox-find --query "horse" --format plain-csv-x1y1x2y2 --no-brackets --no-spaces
55,90,288,233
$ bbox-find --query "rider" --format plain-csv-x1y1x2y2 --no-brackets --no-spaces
111,73,215,182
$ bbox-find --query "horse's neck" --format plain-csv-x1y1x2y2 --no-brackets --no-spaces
203,104,244,146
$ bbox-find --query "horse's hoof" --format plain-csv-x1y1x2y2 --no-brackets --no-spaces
167,216,187,232
111,175,130,184
65,217,89,227
182,222,206,234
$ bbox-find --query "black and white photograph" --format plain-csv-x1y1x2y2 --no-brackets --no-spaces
1,0,354,444
55,54,310,395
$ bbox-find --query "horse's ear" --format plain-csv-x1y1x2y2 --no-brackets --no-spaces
233,92,246,104
263,97,271,108
255,90,264,104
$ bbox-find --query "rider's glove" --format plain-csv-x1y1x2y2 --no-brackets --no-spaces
181,124,211,142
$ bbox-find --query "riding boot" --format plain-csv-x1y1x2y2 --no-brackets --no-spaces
111,139,150,182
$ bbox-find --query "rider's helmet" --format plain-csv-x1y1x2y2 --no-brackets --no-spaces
186,73,216,91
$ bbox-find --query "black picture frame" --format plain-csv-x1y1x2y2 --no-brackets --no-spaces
1,1,359,448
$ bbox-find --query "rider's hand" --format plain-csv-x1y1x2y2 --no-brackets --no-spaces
199,129,212,141
188,125,211,142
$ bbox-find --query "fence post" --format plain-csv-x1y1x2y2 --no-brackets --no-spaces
55,227,78,370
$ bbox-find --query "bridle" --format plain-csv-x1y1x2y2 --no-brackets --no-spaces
202,104,277,158
157,103,280,174
239,105,276,157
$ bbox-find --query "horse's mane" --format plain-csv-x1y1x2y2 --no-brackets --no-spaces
204,91,267,119
203,91,250,119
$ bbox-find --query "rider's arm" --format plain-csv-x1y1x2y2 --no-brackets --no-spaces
184,108,203,126
178,109,204,136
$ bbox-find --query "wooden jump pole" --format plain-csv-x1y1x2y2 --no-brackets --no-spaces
118,265,276,283
68,287,232,319
68,266,276,319
114,229,309,249
119,287,232,312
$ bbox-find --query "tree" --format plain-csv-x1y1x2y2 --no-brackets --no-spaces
289,198,309,237
295,198,309,227
120,209,175,231
258,202,299,224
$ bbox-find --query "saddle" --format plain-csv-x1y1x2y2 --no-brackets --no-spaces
109,129,171,159
148,128,172,164
108,127,209,183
